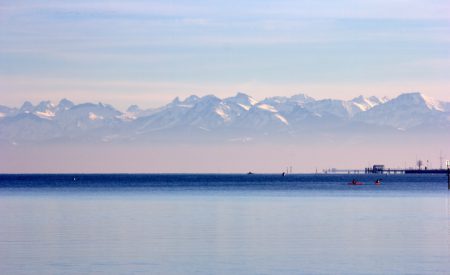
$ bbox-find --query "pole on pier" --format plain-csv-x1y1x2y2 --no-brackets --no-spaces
447,168,450,190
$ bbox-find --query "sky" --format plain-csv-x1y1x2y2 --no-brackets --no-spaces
1,0,450,109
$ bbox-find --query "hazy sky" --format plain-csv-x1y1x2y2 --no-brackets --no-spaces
1,0,449,109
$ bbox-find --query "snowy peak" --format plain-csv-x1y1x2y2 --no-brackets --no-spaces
234,92,258,105
168,95,202,108
236,102,289,129
393,92,444,111
260,94,314,114
183,95,200,105
262,93,314,106
14,99,76,120
290,93,315,104
34,101,56,119
224,92,258,110
126,105,141,113
350,95,383,111
173,95,229,129
255,103,278,113
169,97,181,106
354,92,449,129
35,100,55,111
302,95,385,118
19,101,34,113
120,105,143,120
197,94,221,105
70,102,120,120
304,99,356,118
368,96,388,105
57,98,75,111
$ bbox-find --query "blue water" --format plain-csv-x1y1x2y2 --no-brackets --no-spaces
0,174,448,274
0,173,447,192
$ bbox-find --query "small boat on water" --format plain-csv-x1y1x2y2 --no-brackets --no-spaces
348,179,363,185
348,179,382,185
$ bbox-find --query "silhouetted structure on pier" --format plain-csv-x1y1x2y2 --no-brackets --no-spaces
365,164,448,174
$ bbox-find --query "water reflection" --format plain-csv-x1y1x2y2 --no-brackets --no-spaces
0,192,448,274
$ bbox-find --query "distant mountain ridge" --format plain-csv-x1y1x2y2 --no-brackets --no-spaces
1,92,449,143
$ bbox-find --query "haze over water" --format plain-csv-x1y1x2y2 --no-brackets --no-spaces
0,174,448,274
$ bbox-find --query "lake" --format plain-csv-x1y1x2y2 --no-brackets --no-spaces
0,174,448,274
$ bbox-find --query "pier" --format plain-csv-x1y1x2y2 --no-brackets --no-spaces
325,164,450,175
324,165,450,189
325,168,449,174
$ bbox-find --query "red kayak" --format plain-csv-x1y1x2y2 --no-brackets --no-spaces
348,181,364,185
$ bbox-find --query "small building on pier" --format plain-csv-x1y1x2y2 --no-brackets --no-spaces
372,164,385,173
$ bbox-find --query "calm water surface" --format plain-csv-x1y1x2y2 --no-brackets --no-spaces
0,174,449,274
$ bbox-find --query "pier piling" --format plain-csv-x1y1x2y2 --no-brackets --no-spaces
447,168,450,190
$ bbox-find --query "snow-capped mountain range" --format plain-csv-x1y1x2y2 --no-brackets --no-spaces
1,92,449,143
